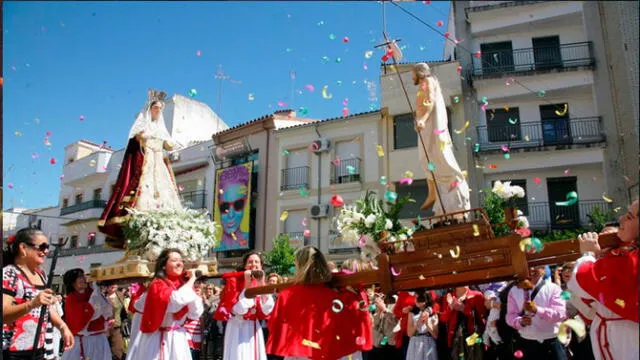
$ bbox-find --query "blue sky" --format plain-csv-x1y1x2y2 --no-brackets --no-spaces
3,1,451,209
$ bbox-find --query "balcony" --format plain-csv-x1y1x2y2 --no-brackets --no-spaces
476,117,605,152
472,42,594,78
60,200,107,216
524,200,613,230
280,166,310,191
330,157,361,185
180,190,206,210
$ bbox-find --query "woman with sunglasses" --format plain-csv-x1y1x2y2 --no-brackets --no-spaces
2,228,74,360
215,164,251,251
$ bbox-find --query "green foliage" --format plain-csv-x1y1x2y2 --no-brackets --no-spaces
532,228,586,243
586,206,615,233
481,190,511,237
264,233,296,276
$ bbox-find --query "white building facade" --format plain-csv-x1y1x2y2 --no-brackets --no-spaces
444,1,630,230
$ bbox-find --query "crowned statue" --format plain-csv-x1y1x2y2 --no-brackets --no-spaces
98,89,184,248
412,63,470,216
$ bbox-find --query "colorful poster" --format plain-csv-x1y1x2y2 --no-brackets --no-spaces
213,162,252,251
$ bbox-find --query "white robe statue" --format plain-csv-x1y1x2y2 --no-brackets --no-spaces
413,63,470,216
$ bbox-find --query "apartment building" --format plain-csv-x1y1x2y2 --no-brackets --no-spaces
268,110,384,261
443,1,636,230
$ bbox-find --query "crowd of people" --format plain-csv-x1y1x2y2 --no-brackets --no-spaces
3,200,638,360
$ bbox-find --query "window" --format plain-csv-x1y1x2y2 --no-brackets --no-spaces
395,180,434,219
333,140,361,184
87,232,96,246
93,188,102,201
540,104,571,145
492,179,529,215
394,113,417,149
486,107,521,142
282,148,309,190
480,41,514,73
284,210,307,248
70,236,79,248
533,36,561,70
62,198,69,208
74,193,83,205
547,177,578,228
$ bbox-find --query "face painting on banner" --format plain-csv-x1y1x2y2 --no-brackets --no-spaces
213,162,252,251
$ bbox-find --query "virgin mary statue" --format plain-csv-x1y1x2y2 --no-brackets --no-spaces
98,90,184,248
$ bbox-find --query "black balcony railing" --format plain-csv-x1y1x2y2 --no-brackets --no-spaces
330,157,361,185
180,190,206,210
476,117,604,152
282,232,309,246
472,42,594,76
60,200,107,216
510,200,613,230
281,166,310,191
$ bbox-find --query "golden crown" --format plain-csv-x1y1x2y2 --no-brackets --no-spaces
147,89,167,103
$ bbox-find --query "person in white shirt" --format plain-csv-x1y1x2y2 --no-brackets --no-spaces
506,266,567,360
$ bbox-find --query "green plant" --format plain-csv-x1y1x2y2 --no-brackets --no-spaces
532,228,587,243
264,233,296,276
587,206,615,233
481,191,511,237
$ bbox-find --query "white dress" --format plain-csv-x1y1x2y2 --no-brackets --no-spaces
406,313,438,360
223,289,275,360
127,285,203,360
567,255,639,360
62,289,113,360
129,292,147,348
135,136,182,212
416,77,470,216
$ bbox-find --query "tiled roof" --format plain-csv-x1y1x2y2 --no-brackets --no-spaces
275,109,381,133
212,110,314,138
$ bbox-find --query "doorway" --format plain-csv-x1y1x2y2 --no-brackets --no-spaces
547,177,579,228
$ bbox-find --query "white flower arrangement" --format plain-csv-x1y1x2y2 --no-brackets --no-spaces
123,208,220,262
492,180,525,202
333,190,415,258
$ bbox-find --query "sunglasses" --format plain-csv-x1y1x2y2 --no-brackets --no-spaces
24,242,50,252
219,198,245,213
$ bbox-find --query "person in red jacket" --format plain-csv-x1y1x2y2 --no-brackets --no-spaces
440,286,487,360
61,268,113,360
267,246,373,359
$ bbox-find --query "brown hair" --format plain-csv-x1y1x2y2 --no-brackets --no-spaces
291,246,332,285
267,273,282,284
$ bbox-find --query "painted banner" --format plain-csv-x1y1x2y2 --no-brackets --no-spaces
213,162,252,251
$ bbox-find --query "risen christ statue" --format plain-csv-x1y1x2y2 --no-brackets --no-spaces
412,63,470,216
98,90,184,247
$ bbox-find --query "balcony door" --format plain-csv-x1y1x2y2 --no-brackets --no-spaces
480,41,514,73
540,104,571,145
486,107,521,143
533,36,562,70
334,140,361,184
547,177,579,228
284,148,308,190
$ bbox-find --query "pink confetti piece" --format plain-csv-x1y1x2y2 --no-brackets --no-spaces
564,169,570,175
514,350,523,359
423,0,431,4
500,145,509,152
59,175,64,180
341,269,355,275
474,51,481,58
277,100,288,107
358,235,366,247
301,217,308,226
178,184,185,192
49,157,56,165
480,103,487,112
304,84,315,92
303,229,311,237
391,266,401,276
330,195,344,207
363,62,368,70
7,183,14,189
31,153,39,159
332,156,341,165
444,32,450,38
45,131,52,137
342,98,349,106
355,336,365,346
450,180,459,190
79,115,85,121
436,20,444,27
196,50,202,56
457,66,462,72
433,129,446,135
343,36,349,43
342,107,349,117
534,177,541,184
399,178,413,185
